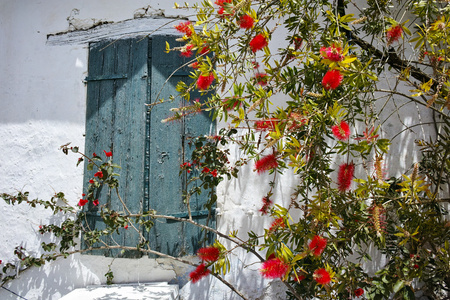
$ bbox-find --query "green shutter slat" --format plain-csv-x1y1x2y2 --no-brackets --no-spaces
85,74,128,81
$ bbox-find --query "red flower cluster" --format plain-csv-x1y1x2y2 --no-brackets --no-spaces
322,69,343,90
175,21,193,37
104,150,112,157
331,120,350,140
189,62,199,69
308,235,327,257
313,268,331,285
260,257,289,279
239,14,254,30
294,274,306,282
180,44,194,57
386,25,403,44
293,36,303,50
354,288,364,297
337,163,354,192
255,73,268,86
255,154,278,174
255,118,278,131
216,0,232,17
197,73,214,90
197,246,220,262
202,167,218,177
249,34,268,53
78,199,88,207
200,45,210,55
259,196,273,215
94,171,103,178
320,44,344,62
93,199,99,206
269,217,285,231
190,263,210,283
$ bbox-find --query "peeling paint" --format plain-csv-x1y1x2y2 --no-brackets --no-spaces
67,8,112,32
133,5,165,19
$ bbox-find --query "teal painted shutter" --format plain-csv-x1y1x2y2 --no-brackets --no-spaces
83,36,214,258
84,38,148,258
147,35,215,257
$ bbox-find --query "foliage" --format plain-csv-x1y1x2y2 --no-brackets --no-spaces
2,0,450,299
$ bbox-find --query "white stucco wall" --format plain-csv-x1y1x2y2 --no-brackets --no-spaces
0,1,436,299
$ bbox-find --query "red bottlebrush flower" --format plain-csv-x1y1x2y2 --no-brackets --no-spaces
78,199,88,207
255,118,278,131
331,120,350,140
413,264,419,269
189,62,199,69
215,0,232,6
386,25,403,44
320,44,344,62
92,152,97,157
211,169,218,177
337,163,354,192
197,73,214,90
354,288,364,297
255,154,278,174
197,246,220,262
322,69,343,90
190,263,210,283
124,224,128,230
313,268,331,285
175,21,193,37
94,171,103,178
200,45,210,55
104,150,112,157
308,235,327,257
180,44,194,57
293,36,303,50
89,179,94,184
202,167,210,173
355,127,379,143
294,275,306,282
249,34,268,53
93,199,99,206
269,217,285,231
239,14,254,29
255,73,268,86
259,196,273,215
260,257,289,279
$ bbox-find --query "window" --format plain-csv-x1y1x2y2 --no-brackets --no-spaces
82,36,215,258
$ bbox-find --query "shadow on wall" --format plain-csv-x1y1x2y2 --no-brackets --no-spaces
1,255,96,300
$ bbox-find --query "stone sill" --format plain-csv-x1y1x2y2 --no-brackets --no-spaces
60,282,179,300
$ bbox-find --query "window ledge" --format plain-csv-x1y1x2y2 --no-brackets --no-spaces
60,282,179,300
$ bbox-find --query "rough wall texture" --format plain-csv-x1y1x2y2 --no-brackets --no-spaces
0,1,434,299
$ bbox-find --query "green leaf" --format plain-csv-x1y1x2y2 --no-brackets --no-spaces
393,280,405,292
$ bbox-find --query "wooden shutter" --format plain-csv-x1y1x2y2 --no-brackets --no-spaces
147,36,215,257
83,36,214,258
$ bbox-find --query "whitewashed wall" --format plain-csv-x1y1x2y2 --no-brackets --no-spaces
0,1,434,299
